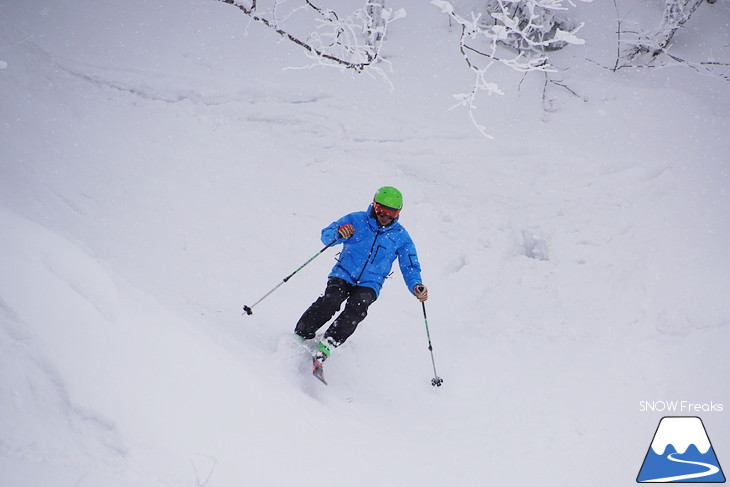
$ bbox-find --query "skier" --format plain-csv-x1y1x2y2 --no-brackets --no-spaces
294,186,428,383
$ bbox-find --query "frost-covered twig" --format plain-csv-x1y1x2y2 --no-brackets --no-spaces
542,72,584,112
433,0,589,138
191,456,217,487
216,0,404,73
619,0,706,66
614,0,728,81
624,52,730,82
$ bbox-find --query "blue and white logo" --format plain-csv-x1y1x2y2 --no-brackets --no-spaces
637,416,725,483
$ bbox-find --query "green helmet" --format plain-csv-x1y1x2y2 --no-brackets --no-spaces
373,186,403,209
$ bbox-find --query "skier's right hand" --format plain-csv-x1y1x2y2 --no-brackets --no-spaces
338,224,355,238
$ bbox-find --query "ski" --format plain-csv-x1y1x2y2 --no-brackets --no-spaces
312,356,328,385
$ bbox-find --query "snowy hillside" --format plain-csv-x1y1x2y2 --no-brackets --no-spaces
1,1,729,486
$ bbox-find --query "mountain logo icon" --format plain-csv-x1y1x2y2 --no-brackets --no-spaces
637,416,726,483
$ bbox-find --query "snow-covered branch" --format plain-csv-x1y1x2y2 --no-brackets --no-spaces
434,0,590,138
620,0,706,66
614,0,728,82
215,0,404,73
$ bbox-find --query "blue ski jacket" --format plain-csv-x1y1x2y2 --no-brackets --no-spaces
321,205,423,297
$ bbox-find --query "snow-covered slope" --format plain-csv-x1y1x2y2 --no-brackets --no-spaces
1,1,729,486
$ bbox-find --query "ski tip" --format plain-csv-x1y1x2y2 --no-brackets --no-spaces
312,359,328,386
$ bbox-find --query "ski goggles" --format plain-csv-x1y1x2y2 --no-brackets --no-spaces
373,202,401,220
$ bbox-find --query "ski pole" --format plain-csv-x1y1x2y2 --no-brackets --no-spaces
421,301,443,387
242,236,341,316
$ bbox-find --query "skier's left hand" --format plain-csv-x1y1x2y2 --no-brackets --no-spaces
414,284,428,302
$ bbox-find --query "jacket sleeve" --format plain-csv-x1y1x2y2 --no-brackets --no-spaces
397,233,423,294
320,213,355,246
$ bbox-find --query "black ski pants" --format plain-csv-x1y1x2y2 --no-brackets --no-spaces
294,277,377,346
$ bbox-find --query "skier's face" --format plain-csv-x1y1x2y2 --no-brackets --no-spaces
376,212,394,226
373,202,400,226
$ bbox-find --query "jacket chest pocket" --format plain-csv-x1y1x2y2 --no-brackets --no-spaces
370,237,397,266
